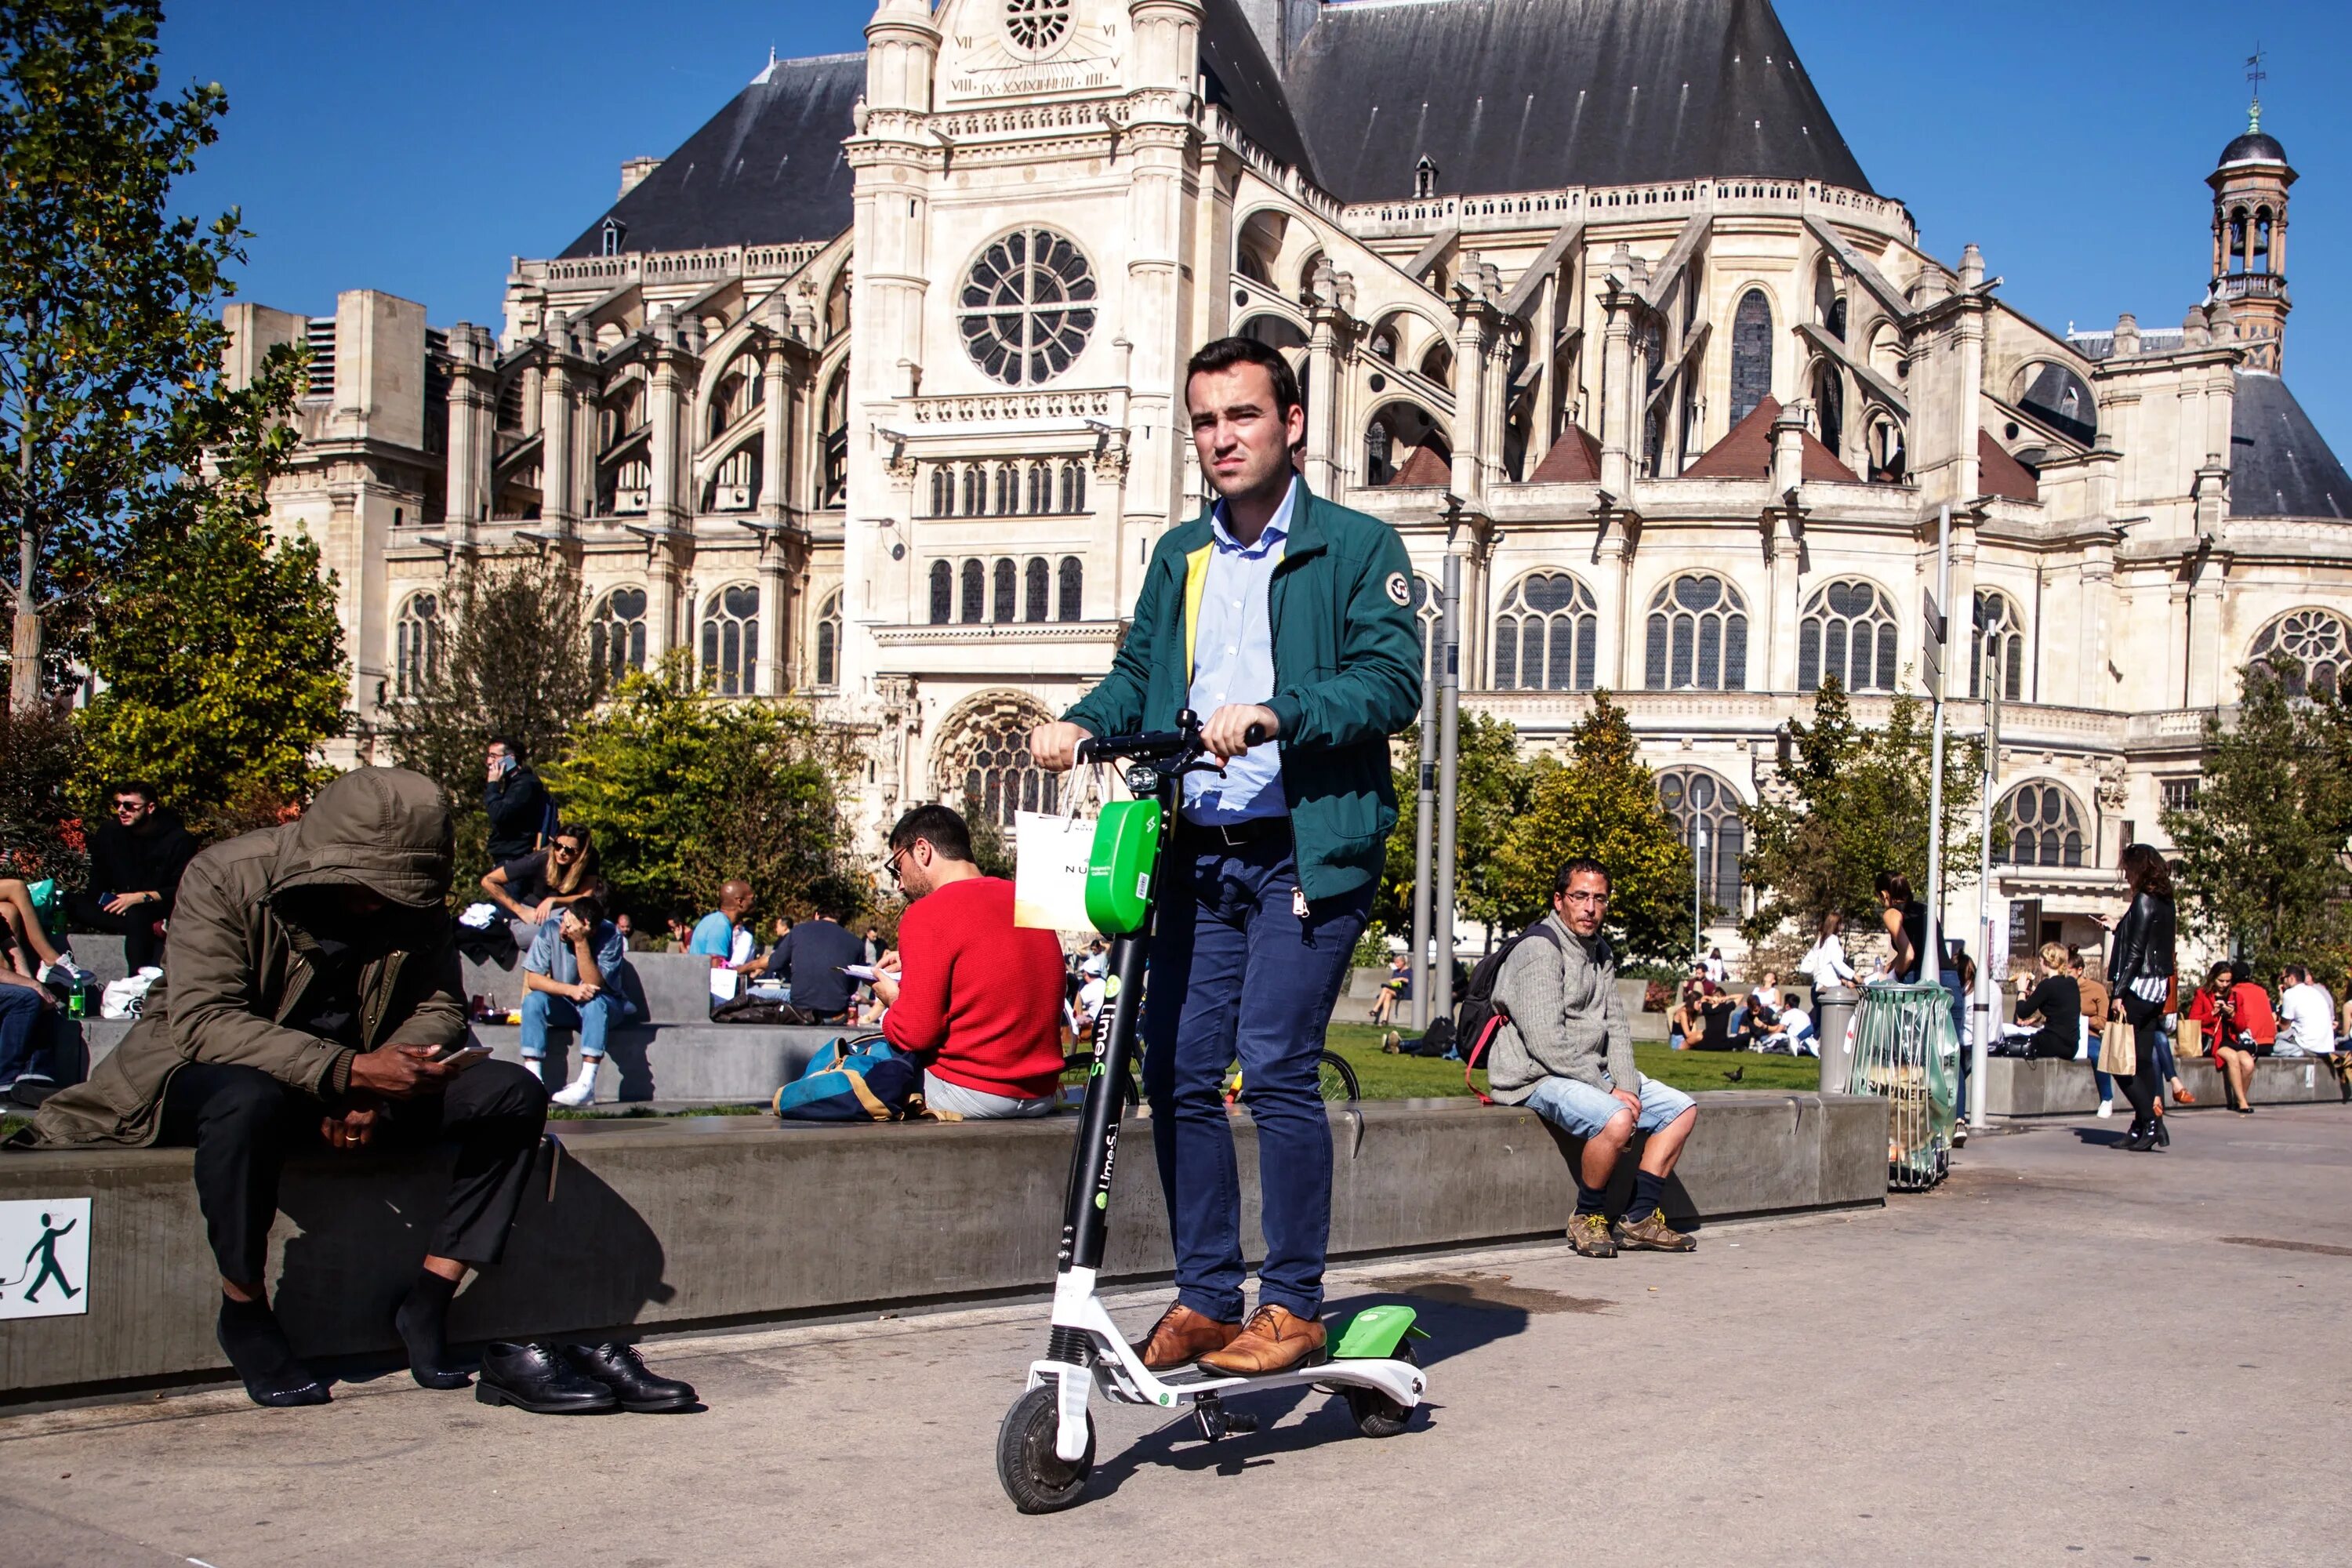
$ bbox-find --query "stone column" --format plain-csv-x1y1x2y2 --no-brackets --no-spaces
1597,280,1635,502
1449,289,1490,505
441,324,497,532
758,333,795,523
539,342,578,533
1303,276,1341,495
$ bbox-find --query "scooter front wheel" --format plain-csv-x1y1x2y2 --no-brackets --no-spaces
1343,1343,1418,1438
996,1385,1094,1513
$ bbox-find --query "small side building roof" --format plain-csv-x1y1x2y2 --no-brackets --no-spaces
2230,372,2352,520
1682,396,1858,483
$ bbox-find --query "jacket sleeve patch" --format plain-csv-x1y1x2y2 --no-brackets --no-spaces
1384,571,1410,606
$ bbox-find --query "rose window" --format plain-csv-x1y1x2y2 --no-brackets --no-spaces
960,229,1096,387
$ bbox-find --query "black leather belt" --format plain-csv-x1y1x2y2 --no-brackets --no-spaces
1179,815,1291,848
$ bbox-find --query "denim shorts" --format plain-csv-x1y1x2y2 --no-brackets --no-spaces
1523,1074,1695,1138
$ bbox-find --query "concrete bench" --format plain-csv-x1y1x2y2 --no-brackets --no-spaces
0,1090,1887,1403
1980,1054,2350,1116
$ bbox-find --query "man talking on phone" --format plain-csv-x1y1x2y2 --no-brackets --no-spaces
1032,337,1420,1375
15,768,549,1407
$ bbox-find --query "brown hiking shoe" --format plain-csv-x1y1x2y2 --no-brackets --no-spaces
1196,1305,1327,1376
1567,1213,1617,1258
1131,1302,1242,1372
1612,1210,1697,1253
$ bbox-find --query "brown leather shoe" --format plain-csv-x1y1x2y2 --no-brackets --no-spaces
1131,1302,1242,1372
1196,1305,1327,1376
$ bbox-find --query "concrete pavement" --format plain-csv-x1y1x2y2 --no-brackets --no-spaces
2,1104,2346,1567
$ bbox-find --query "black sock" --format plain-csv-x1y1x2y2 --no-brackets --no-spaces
1573,1181,1606,1218
397,1269,468,1388
1624,1171,1666,1224
216,1295,328,1406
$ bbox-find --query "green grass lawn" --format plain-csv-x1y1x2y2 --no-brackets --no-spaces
1320,1023,1821,1100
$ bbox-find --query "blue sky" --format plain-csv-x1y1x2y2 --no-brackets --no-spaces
164,0,2352,438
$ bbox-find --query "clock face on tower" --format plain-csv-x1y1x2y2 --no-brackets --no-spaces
959,228,1097,387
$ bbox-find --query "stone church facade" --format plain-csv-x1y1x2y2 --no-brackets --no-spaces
230,0,2351,962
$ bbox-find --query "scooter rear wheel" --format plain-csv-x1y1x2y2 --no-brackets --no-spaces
996,1385,1094,1513
1342,1343,1417,1439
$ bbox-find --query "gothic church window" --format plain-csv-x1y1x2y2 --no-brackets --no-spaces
1058,460,1086,514
1645,575,1748,692
1798,579,1896,694
2249,608,2352,699
395,591,442,699
1729,289,1773,426
814,590,842,688
700,583,759,696
959,229,1097,387
930,467,952,517
1058,557,1083,621
590,587,648,685
993,558,1016,622
930,561,953,625
1657,768,1744,909
1972,590,2024,702
960,559,985,624
1811,362,1844,456
1493,572,1597,691
1998,782,2085,869
820,367,848,506
1025,558,1050,622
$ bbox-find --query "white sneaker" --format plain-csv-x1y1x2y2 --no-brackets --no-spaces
2096,1100,2114,1119
550,1059,602,1108
38,954,93,985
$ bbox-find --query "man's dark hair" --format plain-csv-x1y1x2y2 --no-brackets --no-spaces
1875,870,1913,903
889,804,975,865
570,887,608,927
1552,856,1611,896
1784,993,1802,1009
488,735,524,760
2281,963,2307,986
110,781,159,805
1185,336,1302,423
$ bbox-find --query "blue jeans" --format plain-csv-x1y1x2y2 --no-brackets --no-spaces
519,989,625,1060
0,985,52,1084
1142,833,1368,1323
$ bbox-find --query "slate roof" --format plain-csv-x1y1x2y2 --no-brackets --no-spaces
2218,130,2288,169
557,53,862,259
1280,0,1872,204
1682,396,1858,482
2231,372,2352,520
1200,0,1321,182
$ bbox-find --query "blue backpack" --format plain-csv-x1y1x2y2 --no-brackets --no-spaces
771,1034,921,1122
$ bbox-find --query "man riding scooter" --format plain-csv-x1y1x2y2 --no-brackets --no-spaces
1031,336,1420,1376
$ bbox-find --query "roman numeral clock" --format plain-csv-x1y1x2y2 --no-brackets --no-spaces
948,0,1120,100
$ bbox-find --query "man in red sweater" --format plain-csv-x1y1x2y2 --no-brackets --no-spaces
870,805,1067,1118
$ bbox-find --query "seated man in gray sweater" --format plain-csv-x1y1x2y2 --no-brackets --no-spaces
1488,857,1699,1258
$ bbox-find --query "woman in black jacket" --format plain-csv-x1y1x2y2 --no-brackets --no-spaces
2100,843,2178,1152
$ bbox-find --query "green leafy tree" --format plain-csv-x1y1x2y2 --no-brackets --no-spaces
1740,677,1983,956
544,656,859,925
1377,710,1530,936
2162,662,2352,987
1490,692,1691,963
0,695,82,882
2,2,255,704
379,553,597,860
76,343,345,828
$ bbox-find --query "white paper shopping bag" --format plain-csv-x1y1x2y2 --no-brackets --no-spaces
1013,810,1098,931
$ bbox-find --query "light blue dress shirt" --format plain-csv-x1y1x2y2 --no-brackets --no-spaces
1182,477,1295,826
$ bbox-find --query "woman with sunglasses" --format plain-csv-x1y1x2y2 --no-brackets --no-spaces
479,825,602,949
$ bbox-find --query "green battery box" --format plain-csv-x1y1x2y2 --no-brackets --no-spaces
1084,800,1161,935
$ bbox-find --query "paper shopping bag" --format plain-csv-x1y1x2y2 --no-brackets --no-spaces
1014,810,1097,931
2096,1022,2136,1078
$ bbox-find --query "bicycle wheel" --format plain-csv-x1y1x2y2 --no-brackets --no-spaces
1316,1049,1360,1102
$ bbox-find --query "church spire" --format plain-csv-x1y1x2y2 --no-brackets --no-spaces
2208,57,2295,373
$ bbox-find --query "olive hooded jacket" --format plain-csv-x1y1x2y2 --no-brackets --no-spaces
24,768,470,1149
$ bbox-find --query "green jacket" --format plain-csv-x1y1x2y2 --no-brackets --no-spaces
1064,480,1421,900
21,768,470,1149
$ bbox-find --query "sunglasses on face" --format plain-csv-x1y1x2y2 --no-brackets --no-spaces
112,800,147,815
554,842,583,858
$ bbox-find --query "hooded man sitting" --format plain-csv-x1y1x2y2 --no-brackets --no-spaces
16,768,549,1407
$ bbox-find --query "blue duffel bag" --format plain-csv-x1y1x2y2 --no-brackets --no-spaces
771,1033,922,1121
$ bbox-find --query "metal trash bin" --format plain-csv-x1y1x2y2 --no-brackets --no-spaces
1842,983,1958,1190
1813,986,1860,1094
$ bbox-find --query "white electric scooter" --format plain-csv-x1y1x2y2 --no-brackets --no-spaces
995,713,1427,1514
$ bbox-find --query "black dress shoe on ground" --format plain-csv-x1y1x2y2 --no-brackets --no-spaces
475,1341,616,1414
2122,1126,2157,1152
2152,1118,2171,1148
561,1342,697,1412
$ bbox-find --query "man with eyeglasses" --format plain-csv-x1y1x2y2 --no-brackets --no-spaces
868,805,1065,1118
65,782,199,976
1486,858,1700,1258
